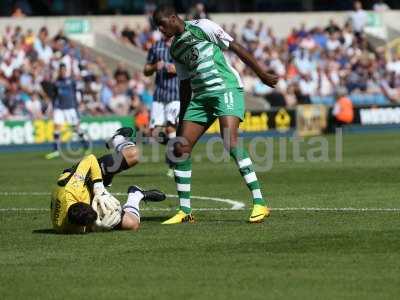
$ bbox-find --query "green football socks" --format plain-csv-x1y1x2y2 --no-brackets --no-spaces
230,147,266,206
174,157,192,214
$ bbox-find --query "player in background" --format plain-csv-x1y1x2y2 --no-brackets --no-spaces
153,6,278,224
51,153,165,234
45,63,89,159
143,36,180,177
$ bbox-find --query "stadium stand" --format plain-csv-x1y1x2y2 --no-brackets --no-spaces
113,7,397,110
1,2,400,134
0,25,152,122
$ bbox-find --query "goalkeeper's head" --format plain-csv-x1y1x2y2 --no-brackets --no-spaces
68,203,98,226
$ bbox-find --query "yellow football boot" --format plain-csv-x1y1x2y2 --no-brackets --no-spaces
249,204,270,223
162,210,194,225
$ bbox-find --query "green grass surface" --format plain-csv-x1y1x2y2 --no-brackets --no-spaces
1,132,400,299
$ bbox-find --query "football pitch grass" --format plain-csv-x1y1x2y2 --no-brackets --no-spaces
1,132,400,299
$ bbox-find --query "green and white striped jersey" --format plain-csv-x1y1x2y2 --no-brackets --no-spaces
170,19,243,96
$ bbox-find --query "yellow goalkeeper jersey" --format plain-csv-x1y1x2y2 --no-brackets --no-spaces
50,154,103,233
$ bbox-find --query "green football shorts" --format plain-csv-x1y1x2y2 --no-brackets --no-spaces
183,88,245,125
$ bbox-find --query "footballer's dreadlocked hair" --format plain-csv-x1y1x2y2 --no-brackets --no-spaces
68,203,97,226
153,5,177,27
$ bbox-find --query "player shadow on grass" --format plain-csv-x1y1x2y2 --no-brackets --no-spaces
141,216,168,222
141,216,245,224
32,229,58,234
120,172,161,178
32,229,116,235
31,215,246,234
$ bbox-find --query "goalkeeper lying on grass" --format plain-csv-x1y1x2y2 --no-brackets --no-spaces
50,154,165,233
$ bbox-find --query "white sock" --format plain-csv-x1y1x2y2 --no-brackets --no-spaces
123,191,144,221
112,135,126,149
167,131,176,139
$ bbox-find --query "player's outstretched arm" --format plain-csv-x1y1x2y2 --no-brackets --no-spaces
229,41,278,88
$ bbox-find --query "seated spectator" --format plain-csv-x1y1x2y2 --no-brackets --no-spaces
228,23,238,41
138,25,154,50
300,32,317,50
298,74,317,102
100,79,114,111
139,82,154,110
294,48,316,75
242,19,258,44
325,19,341,35
114,63,130,83
312,27,328,49
109,92,129,115
253,76,274,97
25,92,43,119
326,32,341,52
33,27,53,64
285,84,298,107
316,65,339,96
0,57,15,78
287,28,299,52
270,51,286,77
297,23,308,39
386,53,400,75
380,72,400,103
256,21,268,43
0,99,10,119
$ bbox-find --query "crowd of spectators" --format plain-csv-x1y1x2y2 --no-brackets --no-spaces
1,0,399,124
113,1,399,108
0,25,152,122
224,0,399,107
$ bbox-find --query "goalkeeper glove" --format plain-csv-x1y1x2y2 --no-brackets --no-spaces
93,191,120,213
95,209,122,230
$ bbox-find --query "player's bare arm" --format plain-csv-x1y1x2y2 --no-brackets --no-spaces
229,41,278,88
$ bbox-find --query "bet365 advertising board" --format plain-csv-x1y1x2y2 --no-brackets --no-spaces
0,116,134,146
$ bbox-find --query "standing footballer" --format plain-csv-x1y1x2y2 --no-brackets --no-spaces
144,36,180,177
45,63,89,159
153,6,278,224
